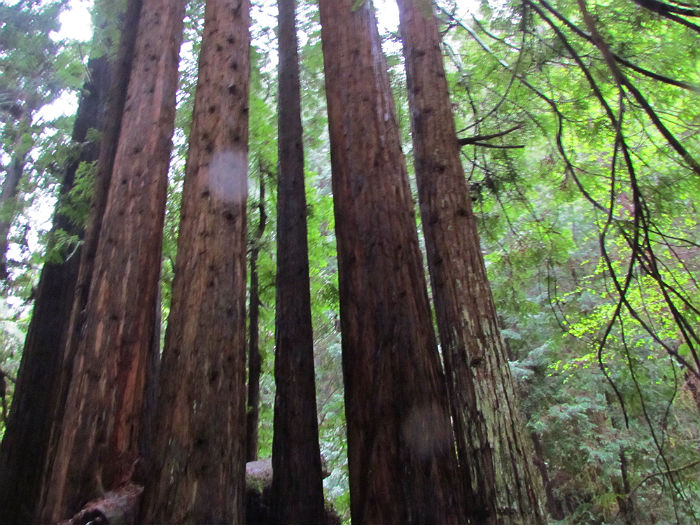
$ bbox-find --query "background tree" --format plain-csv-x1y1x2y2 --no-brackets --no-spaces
247,169,267,462
0,1,80,280
436,0,698,521
0,0,696,523
270,0,326,523
396,0,545,522
0,54,111,525
244,35,279,461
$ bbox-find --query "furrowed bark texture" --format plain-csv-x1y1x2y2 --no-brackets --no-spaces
68,0,144,336
318,1,466,523
37,0,186,521
36,3,144,518
0,56,111,525
397,1,545,523
271,0,326,523
140,1,250,522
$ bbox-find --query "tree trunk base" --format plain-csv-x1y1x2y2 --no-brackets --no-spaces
245,458,339,525
54,460,340,525
57,484,143,525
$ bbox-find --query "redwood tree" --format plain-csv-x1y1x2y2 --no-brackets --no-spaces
0,2,144,521
140,0,250,522
36,0,186,520
0,55,111,525
396,1,545,523
270,0,325,523
318,1,465,523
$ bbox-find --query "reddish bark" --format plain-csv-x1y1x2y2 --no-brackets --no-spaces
396,1,546,523
58,483,143,525
140,0,250,522
37,0,186,520
36,3,144,519
270,0,326,523
318,1,466,523
63,0,144,354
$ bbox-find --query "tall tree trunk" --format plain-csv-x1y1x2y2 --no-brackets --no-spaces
531,430,565,520
396,2,546,523
37,0,186,520
63,0,144,361
0,55,111,525
33,2,144,522
317,1,466,523
614,447,636,525
605,392,637,525
246,170,266,462
140,0,250,522
270,0,325,523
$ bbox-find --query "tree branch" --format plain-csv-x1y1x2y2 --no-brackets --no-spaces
631,461,700,495
635,0,700,15
574,0,700,175
458,124,523,145
632,0,700,30
534,0,700,93
468,142,525,149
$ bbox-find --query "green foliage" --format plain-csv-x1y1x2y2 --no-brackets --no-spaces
0,297,29,437
60,159,96,227
0,0,87,429
2,1,697,524
90,0,128,59
439,0,699,521
351,0,368,12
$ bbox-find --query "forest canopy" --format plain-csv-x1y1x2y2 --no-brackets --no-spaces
0,0,698,523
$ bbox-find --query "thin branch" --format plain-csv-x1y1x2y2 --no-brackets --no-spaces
534,0,700,93
458,124,523,145
634,0,700,16
441,9,526,131
596,110,634,429
666,0,700,7
631,461,700,494
447,0,700,378
573,0,700,372
621,79,700,175
468,143,525,149
618,319,695,515
618,56,700,93
528,0,700,369
442,7,600,186
631,0,700,32
471,14,523,50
